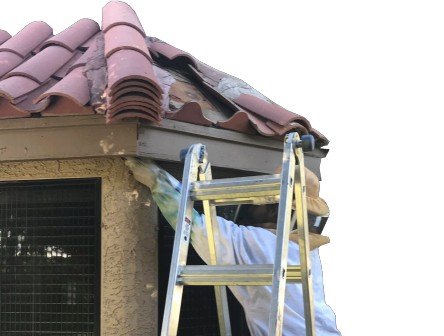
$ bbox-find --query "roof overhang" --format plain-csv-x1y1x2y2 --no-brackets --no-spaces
0,115,328,177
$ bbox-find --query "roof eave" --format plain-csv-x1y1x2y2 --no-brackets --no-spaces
0,115,327,177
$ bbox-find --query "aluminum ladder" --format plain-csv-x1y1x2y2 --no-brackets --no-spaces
160,132,317,336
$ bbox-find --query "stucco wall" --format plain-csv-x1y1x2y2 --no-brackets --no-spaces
0,157,158,335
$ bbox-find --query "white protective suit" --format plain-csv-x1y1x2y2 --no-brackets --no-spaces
130,161,341,336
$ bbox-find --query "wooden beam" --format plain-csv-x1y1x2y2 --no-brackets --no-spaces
0,115,138,162
137,120,327,177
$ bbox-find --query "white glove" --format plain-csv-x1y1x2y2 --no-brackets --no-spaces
124,157,160,189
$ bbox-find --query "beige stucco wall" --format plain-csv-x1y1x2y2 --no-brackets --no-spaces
0,157,158,335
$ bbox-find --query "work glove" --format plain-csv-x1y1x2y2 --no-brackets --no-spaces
267,229,330,250
124,157,160,190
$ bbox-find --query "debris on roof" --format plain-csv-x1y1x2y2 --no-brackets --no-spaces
0,1,329,147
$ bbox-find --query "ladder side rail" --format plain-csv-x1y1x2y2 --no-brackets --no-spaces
294,148,316,336
199,162,232,336
268,133,298,336
160,144,202,336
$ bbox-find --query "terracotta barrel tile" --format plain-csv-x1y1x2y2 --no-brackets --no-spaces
107,49,162,94
0,30,11,45
166,101,213,126
0,51,24,77
216,111,259,135
266,120,309,136
110,80,162,100
31,39,52,55
246,111,277,136
13,78,57,112
36,67,90,106
102,1,145,35
52,52,83,79
109,86,162,105
41,96,94,116
0,21,52,58
193,61,227,87
7,46,73,84
0,76,40,102
234,94,311,128
16,95,50,113
40,18,100,52
104,25,151,60
149,41,196,67
109,95,162,113
0,98,30,119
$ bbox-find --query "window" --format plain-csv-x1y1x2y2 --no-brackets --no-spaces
0,179,101,335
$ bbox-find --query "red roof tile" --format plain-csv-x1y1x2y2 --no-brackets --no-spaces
6,46,72,84
0,51,24,77
104,25,151,60
234,94,311,129
216,111,258,135
0,30,11,44
0,22,52,58
0,1,329,147
39,19,99,52
0,76,40,102
266,121,309,136
0,96,29,118
149,40,196,67
166,101,212,126
36,67,90,106
102,1,145,35
106,49,161,93
41,96,93,116
15,78,57,112
52,52,83,79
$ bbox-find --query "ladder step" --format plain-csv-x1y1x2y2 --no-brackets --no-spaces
178,265,302,286
191,175,282,206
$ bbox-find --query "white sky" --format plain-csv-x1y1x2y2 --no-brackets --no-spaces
2,1,444,334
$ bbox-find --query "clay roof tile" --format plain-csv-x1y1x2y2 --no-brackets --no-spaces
0,21,52,58
104,24,151,60
40,18,100,52
0,30,11,44
166,102,213,126
102,1,145,35
107,49,161,94
0,51,24,77
234,94,311,129
5,46,73,84
0,76,40,102
35,67,90,106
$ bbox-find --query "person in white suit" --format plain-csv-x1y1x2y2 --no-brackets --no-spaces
125,158,341,336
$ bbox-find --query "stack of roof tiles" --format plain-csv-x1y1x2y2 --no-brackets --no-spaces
0,1,329,147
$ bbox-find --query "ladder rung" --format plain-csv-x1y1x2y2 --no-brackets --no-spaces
178,265,302,286
191,175,282,206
